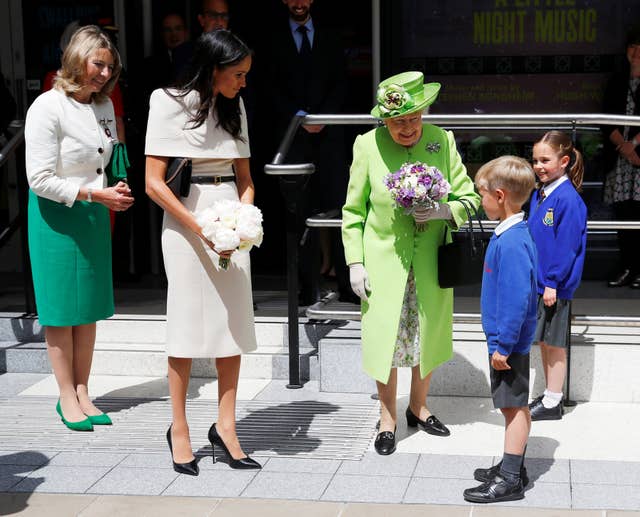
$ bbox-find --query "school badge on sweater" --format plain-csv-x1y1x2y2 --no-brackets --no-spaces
543,208,554,226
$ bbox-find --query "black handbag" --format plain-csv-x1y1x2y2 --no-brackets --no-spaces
438,198,489,288
165,157,192,198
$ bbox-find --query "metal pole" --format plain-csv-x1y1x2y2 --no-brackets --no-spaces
564,302,576,407
372,0,381,102
15,140,35,315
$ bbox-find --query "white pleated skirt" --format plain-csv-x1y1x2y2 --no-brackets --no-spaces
161,181,257,358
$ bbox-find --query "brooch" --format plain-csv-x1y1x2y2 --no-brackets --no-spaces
99,117,114,140
426,141,441,153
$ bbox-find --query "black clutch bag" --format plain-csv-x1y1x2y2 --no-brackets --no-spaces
438,198,489,288
165,157,192,198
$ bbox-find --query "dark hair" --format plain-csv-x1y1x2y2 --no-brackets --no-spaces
626,25,640,49
168,30,250,139
536,130,584,191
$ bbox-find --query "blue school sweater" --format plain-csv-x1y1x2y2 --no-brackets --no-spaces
481,221,538,356
528,181,587,299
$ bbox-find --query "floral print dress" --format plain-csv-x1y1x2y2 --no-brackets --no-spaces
391,268,421,368
604,77,640,204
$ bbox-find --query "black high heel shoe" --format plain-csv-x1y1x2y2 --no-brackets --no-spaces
208,423,261,469
166,425,199,476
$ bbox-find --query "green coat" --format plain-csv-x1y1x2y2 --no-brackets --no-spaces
342,124,480,383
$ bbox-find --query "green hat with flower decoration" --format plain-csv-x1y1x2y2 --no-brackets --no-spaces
371,71,441,119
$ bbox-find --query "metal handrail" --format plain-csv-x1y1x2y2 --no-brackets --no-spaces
300,113,640,127
0,121,25,169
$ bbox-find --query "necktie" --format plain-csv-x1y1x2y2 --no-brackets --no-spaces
537,188,546,207
296,25,312,57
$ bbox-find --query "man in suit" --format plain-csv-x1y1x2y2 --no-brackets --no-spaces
198,0,230,33
262,0,353,305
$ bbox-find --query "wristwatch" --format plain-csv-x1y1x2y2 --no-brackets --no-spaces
87,188,93,203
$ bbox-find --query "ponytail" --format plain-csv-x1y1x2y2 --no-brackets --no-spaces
569,148,584,192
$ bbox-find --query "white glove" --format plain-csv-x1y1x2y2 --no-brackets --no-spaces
349,263,370,302
413,203,452,224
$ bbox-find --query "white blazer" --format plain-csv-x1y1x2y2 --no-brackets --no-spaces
25,88,117,207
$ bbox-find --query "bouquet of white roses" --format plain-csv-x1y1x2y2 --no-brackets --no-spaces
195,199,263,270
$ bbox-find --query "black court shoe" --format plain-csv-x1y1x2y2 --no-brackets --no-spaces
208,423,261,469
474,461,529,486
463,474,525,503
166,425,199,476
374,427,396,455
405,407,450,436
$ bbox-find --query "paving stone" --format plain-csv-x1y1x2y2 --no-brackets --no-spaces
162,469,258,497
119,452,174,469
48,451,127,467
525,458,570,484
0,373,49,396
10,465,112,493
242,471,333,500
0,465,35,491
413,454,492,479
337,452,418,477
0,450,55,466
86,466,179,495
0,493,97,517
321,474,410,503
260,457,341,474
341,502,471,516
79,495,219,517
572,482,640,510
404,477,471,505
213,498,342,517
473,507,601,516
571,459,640,485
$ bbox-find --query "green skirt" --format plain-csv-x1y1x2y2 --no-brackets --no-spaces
28,191,114,327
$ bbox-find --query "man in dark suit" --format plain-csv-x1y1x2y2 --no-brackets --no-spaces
262,0,353,305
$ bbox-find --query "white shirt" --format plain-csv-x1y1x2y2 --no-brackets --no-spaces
494,211,525,235
541,174,569,198
25,88,116,207
145,88,250,159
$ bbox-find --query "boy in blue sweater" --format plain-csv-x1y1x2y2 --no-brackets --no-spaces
463,156,537,504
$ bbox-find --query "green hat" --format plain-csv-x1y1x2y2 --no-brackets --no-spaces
371,71,441,119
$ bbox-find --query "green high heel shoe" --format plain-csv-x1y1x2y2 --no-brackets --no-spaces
87,413,112,425
56,400,93,431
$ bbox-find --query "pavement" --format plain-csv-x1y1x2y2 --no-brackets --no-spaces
1,373,640,516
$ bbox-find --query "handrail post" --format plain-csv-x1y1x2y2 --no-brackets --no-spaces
14,137,36,315
265,163,315,389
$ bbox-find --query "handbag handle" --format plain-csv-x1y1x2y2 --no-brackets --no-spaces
442,198,486,255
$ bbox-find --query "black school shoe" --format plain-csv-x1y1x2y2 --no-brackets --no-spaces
463,474,525,503
473,461,529,486
529,397,563,421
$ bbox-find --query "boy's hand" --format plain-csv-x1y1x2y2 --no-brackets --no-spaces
491,350,511,370
543,286,557,306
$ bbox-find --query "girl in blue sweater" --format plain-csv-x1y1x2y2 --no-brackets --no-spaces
528,130,587,421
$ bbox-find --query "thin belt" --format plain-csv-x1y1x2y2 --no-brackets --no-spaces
190,175,235,185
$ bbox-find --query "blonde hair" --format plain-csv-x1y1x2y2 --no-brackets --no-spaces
535,130,584,191
53,25,121,102
475,155,536,206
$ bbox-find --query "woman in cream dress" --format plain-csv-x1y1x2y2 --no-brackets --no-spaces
145,30,260,475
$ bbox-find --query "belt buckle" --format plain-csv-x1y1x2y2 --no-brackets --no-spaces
214,175,221,185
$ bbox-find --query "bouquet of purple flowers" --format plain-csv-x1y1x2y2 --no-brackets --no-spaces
383,161,451,230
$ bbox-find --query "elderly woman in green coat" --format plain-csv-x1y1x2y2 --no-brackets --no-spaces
342,71,480,455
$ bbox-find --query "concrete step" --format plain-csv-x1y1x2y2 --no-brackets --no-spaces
319,321,640,403
0,314,336,381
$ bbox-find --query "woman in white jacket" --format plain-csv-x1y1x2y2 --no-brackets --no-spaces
25,26,133,431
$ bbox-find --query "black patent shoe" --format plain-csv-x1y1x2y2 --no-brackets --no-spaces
608,269,633,287
166,425,199,476
474,461,529,486
530,399,563,421
405,407,450,437
463,474,525,503
208,423,262,469
374,427,396,455
630,275,640,289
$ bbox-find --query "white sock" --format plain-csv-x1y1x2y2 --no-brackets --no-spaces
542,390,563,408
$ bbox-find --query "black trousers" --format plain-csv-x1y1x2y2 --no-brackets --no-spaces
612,200,640,273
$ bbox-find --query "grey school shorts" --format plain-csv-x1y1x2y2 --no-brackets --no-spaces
490,352,530,409
534,296,571,348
